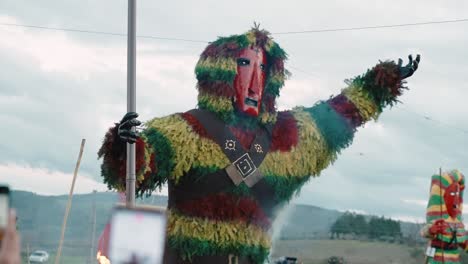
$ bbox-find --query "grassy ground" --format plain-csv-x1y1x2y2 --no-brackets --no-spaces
270,239,425,264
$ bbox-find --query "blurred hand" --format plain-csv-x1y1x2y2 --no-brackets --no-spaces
429,219,450,236
118,112,141,144
0,209,21,264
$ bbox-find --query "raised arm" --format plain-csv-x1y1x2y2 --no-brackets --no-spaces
303,55,420,155
98,112,167,197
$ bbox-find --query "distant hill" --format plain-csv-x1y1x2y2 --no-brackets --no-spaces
10,190,424,261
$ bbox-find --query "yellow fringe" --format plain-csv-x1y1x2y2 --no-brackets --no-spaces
427,204,448,214
146,114,230,183
167,210,271,248
268,72,285,85
259,108,333,178
245,31,257,46
342,84,380,122
198,93,235,115
264,39,274,53
196,57,237,73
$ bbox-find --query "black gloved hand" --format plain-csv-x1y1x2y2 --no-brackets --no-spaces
398,54,421,79
118,112,141,144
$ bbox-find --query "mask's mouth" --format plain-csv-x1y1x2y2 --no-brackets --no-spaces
245,97,258,107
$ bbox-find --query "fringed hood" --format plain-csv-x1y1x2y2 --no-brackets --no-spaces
426,169,465,223
195,27,288,125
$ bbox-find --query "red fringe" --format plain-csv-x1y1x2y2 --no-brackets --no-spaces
262,94,276,113
135,137,148,175
201,42,238,59
176,193,271,230
181,112,211,139
98,125,152,190
328,94,363,127
270,111,298,152
253,30,270,48
197,80,236,98
271,60,284,74
373,63,402,97
229,126,257,150
98,125,127,187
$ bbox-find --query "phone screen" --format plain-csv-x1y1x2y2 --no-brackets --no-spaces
0,186,10,229
108,207,167,264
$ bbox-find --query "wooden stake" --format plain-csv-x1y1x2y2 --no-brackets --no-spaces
54,139,86,264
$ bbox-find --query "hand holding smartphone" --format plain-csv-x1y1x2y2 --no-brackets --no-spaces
108,205,167,264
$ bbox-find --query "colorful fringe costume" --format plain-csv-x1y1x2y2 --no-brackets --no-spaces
421,170,467,264
98,28,411,263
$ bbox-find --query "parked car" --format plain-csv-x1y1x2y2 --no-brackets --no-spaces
28,250,49,263
327,256,345,264
275,256,300,264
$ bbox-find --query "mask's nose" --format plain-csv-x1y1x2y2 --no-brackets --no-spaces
248,66,261,97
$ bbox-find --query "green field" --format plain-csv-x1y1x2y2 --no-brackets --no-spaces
271,239,426,264
21,253,87,264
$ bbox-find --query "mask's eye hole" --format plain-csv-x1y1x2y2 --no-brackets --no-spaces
450,192,456,196
260,64,266,71
237,58,250,66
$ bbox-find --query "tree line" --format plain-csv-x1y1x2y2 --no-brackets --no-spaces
330,212,402,241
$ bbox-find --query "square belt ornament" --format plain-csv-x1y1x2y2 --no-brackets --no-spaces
225,153,264,187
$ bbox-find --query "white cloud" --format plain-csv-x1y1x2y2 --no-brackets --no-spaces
0,162,169,197
0,162,108,195
391,215,425,224
402,199,427,207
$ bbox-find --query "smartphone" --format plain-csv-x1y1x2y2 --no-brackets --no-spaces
108,205,167,264
0,185,10,241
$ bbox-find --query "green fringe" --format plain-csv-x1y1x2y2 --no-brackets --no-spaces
197,98,234,123
265,77,284,97
427,195,442,207
139,128,175,197
226,183,254,198
168,236,269,264
101,162,121,191
185,165,222,181
211,34,250,50
195,66,236,83
263,175,310,203
353,61,402,111
267,42,287,60
305,102,354,154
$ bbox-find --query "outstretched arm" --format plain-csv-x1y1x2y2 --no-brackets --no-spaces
303,55,420,154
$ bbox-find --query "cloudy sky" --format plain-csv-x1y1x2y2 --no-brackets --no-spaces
0,0,467,223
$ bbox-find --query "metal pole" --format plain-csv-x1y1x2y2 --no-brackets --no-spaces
126,0,137,207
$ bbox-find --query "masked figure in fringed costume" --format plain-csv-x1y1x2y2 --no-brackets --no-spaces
98,27,420,264
421,170,468,264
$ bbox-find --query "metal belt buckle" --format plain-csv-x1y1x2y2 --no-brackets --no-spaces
234,153,257,178
226,153,263,187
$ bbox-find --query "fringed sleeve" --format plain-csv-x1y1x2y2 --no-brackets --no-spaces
97,122,168,197
302,60,405,159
